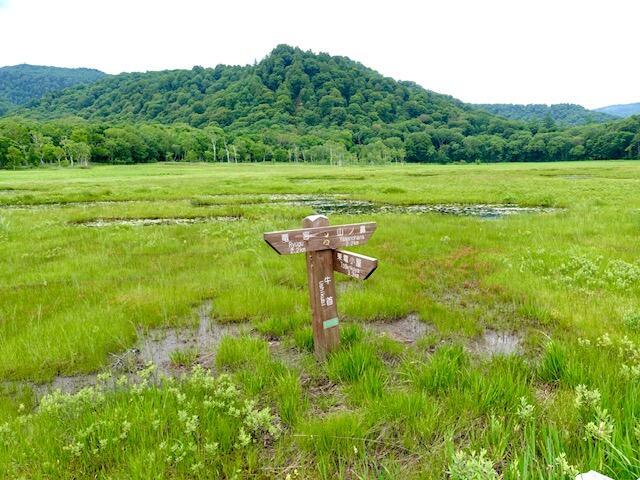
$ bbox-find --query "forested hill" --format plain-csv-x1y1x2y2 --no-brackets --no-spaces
0,64,106,108
474,103,615,126
1,45,639,168
29,44,488,133
595,103,640,118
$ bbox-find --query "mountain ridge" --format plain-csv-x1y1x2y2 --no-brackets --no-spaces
24,44,483,133
594,102,640,118
0,64,106,111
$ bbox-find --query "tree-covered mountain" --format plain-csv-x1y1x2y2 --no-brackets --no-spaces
0,64,106,108
474,103,615,126
1,45,639,168
594,103,640,118
0,98,12,117
29,44,493,135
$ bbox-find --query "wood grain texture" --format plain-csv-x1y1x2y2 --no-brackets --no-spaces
303,215,340,359
264,222,376,255
332,250,378,280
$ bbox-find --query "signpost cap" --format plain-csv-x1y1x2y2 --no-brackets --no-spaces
303,214,329,226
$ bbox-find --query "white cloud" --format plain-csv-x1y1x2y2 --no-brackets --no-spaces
0,0,638,108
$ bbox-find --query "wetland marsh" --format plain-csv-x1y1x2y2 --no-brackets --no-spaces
0,161,639,479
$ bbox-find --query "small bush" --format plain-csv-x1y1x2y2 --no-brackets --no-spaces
448,449,499,480
623,312,640,331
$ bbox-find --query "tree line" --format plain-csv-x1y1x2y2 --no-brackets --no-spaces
1,115,639,169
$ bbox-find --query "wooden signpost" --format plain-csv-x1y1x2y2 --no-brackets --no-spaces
264,214,378,359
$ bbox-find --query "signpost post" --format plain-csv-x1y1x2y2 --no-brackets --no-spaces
264,214,378,359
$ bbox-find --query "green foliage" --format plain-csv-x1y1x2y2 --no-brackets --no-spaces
405,345,469,394
3,46,639,168
339,323,365,347
0,64,105,106
448,449,499,480
326,342,382,383
623,311,640,332
1,162,640,478
297,412,368,459
293,326,314,352
169,347,199,367
475,103,616,126
537,341,568,384
273,371,307,426
0,367,280,478
215,336,270,370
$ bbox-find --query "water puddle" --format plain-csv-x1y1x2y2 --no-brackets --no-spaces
136,301,246,375
469,330,522,357
390,204,558,218
364,314,431,343
404,173,439,178
73,216,240,227
559,175,593,180
194,194,560,218
23,301,247,397
192,193,340,207
286,175,366,182
2,192,559,219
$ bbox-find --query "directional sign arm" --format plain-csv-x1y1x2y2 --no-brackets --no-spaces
332,250,378,280
263,222,377,255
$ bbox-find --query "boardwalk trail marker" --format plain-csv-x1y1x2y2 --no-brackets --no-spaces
264,215,378,359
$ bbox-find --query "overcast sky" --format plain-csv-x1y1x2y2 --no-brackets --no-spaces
0,0,637,109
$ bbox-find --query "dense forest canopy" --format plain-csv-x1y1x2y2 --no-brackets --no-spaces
0,64,106,108
1,45,639,168
474,103,614,126
28,44,483,132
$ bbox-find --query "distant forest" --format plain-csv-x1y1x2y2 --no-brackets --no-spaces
474,103,615,126
0,64,106,108
1,45,639,168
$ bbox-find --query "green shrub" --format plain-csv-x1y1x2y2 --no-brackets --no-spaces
448,449,499,480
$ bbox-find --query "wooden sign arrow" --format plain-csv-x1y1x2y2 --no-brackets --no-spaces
263,222,377,255
333,250,378,280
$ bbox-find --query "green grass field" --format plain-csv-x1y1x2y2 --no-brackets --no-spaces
1,161,639,479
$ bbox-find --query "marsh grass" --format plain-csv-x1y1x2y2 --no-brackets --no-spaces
1,161,640,478
169,347,200,368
